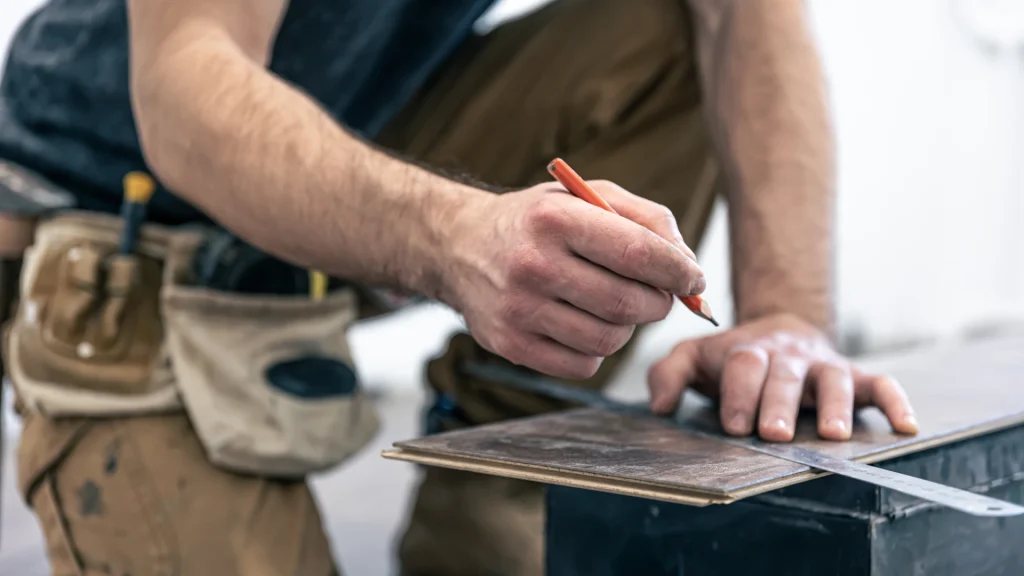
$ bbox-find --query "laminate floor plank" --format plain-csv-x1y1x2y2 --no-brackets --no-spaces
386,335,1024,501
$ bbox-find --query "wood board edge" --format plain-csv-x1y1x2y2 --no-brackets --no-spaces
384,413,1024,504
381,449,729,508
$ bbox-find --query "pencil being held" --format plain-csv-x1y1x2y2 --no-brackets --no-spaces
430,158,708,380
546,158,718,327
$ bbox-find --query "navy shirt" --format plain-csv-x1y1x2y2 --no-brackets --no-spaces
0,0,498,223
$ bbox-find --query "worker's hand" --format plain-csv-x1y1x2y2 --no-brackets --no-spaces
443,181,704,380
647,314,919,441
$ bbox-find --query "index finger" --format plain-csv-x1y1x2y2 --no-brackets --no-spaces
589,181,698,262
566,207,705,297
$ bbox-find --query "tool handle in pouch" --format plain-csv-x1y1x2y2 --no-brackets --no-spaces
6,214,176,416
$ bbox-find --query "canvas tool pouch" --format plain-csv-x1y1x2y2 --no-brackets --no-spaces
160,232,380,478
6,211,379,478
6,211,178,415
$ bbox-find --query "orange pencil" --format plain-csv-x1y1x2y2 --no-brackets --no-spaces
547,158,719,327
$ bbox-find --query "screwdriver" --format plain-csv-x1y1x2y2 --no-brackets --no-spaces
119,171,155,254
310,270,328,301
547,158,718,327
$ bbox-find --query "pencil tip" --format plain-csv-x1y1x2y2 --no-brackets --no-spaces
699,300,719,327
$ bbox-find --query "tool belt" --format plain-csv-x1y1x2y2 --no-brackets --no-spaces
2,210,379,478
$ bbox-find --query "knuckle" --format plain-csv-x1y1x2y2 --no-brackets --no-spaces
508,246,552,285
525,198,572,233
590,179,619,193
495,334,529,365
820,364,853,391
497,295,534,328
620,232,656,269
769,354,807,382
608,289,644,324
727,346,770,370
592,326,631,357
775,313,814,333
490,333,516,361
650,202,675,222
769,332,797,348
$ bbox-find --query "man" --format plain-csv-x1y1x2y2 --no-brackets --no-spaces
0,0,918,575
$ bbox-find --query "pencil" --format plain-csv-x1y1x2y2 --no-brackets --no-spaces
547,158,719,327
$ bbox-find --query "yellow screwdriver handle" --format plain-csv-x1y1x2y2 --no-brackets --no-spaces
309,270,327,301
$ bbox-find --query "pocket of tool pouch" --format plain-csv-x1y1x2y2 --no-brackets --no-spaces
159,271,380,478
13,239,165,397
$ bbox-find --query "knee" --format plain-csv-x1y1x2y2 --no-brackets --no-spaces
539,0,702,136
574,0,696,68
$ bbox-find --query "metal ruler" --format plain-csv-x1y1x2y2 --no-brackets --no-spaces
461,361,1024,517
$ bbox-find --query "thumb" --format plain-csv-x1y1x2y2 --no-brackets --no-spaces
647,339,703,415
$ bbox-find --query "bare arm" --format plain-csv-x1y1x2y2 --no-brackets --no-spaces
127,0,706,379
686,0,836,336
127,0,484,298
649,1,915,441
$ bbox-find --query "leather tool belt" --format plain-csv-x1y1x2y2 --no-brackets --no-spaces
2,210,379,478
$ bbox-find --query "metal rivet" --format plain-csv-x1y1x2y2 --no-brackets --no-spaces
67,246,81,261
76,342,95,359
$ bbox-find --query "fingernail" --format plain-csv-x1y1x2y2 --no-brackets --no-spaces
727,413,748,434
688,276,706,296
760,418,792,441
903,414,919,432
827,418,849,439
771,418,790,434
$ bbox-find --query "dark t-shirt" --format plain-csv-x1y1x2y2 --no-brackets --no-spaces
0,0,497,223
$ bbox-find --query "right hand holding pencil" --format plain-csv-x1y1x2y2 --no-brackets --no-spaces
440,180,705,380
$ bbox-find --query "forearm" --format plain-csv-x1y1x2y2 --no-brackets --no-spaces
690,0,836,336
132,26,482,299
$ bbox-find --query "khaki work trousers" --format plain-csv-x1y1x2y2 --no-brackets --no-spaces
14,0,721,575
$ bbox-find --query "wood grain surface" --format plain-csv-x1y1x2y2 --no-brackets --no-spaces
385,335,1024,501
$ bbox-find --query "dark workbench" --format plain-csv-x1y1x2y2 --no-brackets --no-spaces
386,335,1024,575
546,421,1024,576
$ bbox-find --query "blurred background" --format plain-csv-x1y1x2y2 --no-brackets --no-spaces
1,0,1022,574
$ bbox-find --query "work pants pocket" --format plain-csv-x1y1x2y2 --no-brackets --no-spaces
17,413,180,576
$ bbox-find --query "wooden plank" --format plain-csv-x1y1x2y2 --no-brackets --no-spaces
381,449,724,506
384,335,1024,503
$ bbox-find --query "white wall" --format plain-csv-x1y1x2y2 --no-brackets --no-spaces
810,0,1024,343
